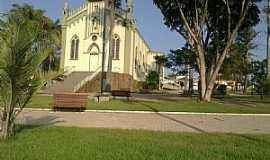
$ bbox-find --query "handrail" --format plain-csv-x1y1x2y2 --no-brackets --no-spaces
73,66,102,92
64,66,76,77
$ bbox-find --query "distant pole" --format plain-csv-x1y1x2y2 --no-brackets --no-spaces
268,0,270,79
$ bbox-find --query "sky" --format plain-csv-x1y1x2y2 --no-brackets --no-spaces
0,0,267,60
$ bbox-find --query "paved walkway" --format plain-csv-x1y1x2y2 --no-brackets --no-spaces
16,110,270,134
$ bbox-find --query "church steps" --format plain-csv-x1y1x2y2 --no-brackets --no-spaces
42,72,94,94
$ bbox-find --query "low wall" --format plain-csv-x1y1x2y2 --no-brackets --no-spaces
77,72,143,93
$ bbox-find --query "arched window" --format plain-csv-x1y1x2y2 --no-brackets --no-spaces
112,34,120,60
70,35,79,60
135,47,138,68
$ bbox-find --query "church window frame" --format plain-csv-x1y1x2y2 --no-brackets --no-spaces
70,35,79,60
112,34,120,60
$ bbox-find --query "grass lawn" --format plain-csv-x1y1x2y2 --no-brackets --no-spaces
1,126,270,160
25,95,270,114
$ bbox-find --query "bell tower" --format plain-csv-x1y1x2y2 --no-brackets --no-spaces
126,0,135,27
60,0,69,69
123,0,135,74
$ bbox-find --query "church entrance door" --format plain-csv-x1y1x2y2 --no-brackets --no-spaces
88,43,100,72
89,54,100,72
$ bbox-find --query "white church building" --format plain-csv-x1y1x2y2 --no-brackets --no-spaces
48,0,163,93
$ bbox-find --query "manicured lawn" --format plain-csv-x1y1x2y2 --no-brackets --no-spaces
26,96,53,109
26,95,270,114
1,126,270,160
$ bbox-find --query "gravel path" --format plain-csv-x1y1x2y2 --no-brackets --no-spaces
16,110,270,134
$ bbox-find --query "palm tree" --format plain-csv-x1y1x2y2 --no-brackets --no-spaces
0,4,57,139
41,19,62,72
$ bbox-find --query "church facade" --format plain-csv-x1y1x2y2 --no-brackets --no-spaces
59,0,163,92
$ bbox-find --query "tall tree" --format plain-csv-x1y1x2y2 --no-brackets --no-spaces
154,0,260,101
0,4,56,139
268,0,270,79
41,19,62,72
251,59,267,94
220,28,257,93
168,44,197,93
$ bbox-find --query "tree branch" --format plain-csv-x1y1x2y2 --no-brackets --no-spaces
208,0,250,86
203,27,211,50
0,107,3,120
200,0,209,29
176,1,199,45
222,0,231,39
195,0,200,32
241,0,246,14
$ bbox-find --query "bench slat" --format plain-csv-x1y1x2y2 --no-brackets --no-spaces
50,93,88,110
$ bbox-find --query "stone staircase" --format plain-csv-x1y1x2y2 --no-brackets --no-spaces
42,72,94,94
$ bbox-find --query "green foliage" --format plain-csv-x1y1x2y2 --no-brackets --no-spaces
167,44,197,74
262,80,270,96
0,4,58,139
146,71,159,90
215,85,227,96
250,59,267,94
153,0,261,101
220,28,257,83
153,0,260,42
154,55,168,71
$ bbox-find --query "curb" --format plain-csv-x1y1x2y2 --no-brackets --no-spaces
23,108,270,117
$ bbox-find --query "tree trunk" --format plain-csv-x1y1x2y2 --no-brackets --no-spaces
197,46,207,101
204,84,215,102
158,65,161,90
106,0,116,91
267,0,270,79
243,75,248,94
1,112,15,140
188,68,194,95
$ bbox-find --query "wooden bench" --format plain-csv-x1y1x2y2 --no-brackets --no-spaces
50,93,88,111
111,89,131,100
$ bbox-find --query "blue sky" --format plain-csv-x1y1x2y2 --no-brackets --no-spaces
0,0,267,59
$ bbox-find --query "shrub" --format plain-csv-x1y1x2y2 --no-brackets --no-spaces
146,71,159,90
262,80,270,96
214,84,227,96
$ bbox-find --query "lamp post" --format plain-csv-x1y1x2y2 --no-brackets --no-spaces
101,0,109,94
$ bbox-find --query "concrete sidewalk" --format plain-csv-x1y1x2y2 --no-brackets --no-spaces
16,110,270,134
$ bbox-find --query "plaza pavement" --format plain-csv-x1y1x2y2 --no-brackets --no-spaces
16,109,270,134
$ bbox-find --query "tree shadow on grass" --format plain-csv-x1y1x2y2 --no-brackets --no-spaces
214,96,270,108
215,98,265,108
15,115,65,134
131,93,191,102
230,134,270,146
134,101,207,134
